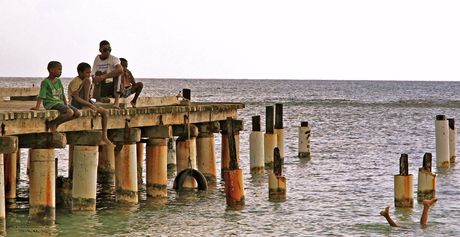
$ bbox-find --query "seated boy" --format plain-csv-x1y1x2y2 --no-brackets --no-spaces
31,61,80,133
68,62,115,147
119,58,143,108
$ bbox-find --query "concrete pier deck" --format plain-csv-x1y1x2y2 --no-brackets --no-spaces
0,98,245,136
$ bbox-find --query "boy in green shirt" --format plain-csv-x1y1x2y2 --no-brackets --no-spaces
31,61,81,133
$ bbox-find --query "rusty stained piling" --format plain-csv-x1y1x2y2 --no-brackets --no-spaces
136,142,144,186
448,118,456,163
250,116,264,173
221,119,242,180
146,139,168,197
435,115,450,168
4,152,17,200
29,148,56,224
264,106,277,168
98,145,115,184
197,132,217,184
167,137,177,171
417,153,436,202
298,122,311,158
274,104,285,159
72,146,99,211
269,148,286,201
115,144,138,203
394,154,414,207
224,117,245,206
176,125,198,188
0,136,18,233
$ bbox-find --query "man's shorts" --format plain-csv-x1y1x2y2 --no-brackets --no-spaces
121,86,134,98
51,103,79,115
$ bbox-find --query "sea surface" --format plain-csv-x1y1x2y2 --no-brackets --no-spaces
2,78,460,236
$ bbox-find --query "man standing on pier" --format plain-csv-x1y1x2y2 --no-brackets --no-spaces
91,40,123,109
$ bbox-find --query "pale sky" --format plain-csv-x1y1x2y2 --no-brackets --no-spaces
1,0,459,80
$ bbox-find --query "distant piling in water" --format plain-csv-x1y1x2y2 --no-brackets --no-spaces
298,122,311,158
435,115,450,168
448,118,456,163
417,153,436,202
274,104,285,159
250,116,264,174
264,106,277,168
224,117,245,206
269,147,286,201
394,154,413,207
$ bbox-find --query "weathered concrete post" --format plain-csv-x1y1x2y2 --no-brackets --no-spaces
274,103,285,159
109,126,141,203
394,154,413,207
175,123,198,188
417,153,436,202
196,121,220,185
18,132,66,224
68,145,74,179
224,117,245,206
98,145,115,183
167,137,177,171
142,125,172,197
298,122,311,158
220,119,243,180
72,146,98,211
0,136,18,233
4,152,17,200
136,142,145,186
250,116,264,173
269,148,286,201
65,131,103,211
435,115,450,168
448,118,456,163
264,106,277,168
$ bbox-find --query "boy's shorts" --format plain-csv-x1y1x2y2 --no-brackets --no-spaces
51,103,79,115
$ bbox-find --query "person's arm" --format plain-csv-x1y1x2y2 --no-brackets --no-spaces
128,69,136,85
94,64,123,84
72,90,96,110
30,97,42,110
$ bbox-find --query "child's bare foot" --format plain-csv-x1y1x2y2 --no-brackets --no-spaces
423,198,438,208
130,101,137,108
101,137,115,147
380,206,390,217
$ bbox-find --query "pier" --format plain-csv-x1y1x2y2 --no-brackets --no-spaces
0,88,244,229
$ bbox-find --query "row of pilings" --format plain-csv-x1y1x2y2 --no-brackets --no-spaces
394,115,456,207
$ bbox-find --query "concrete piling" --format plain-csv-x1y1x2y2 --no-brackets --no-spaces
250,116,264,173
146,139,168,197
4,152,17,200
167,137,177,171
394,154,413,207
0,136,18,233
448,118,456,163
29,148,56,223
176,124,198,188
269,148,286,201
72,146,99,211
264,106,277,168
298,122,311,158
196,121,220,185
417,153,436,202
435,115,450,168
274,104,285,159
220,119,242,180
224,117,245,206
137,142,144,186
115,144,138,203
98,145,115,183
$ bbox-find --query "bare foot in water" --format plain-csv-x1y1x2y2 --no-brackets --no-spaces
423,198,438,208
130,101,137,108
380,206,390,217
101,137,115,147
380,206,399,227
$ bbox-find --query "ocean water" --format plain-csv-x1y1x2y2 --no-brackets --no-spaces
3,78,460,236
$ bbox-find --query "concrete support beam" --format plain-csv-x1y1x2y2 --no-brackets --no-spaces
172,124,199,137
0,136,18,154
4,153,17,200
196,121,220,133
17,132,66,149
65,131,102,146
141,125,172,139
108,127,141,144
29,149,55,224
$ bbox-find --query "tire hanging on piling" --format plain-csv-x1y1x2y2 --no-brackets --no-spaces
173,168,208,190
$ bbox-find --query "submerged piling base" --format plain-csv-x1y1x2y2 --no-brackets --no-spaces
417,169,436,202
249,131,264,174
269,173,286,201
115,144,138,203
394,175,414,207
224,169,245,205
146,139,168,197
196,133,217,184
72,146,98,211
